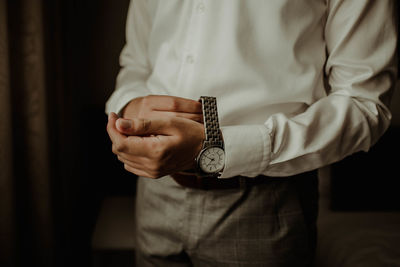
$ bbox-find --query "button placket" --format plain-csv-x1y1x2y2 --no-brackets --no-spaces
177,1,205,94
184,1,204,66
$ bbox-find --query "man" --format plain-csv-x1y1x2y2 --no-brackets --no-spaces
106,1,397,266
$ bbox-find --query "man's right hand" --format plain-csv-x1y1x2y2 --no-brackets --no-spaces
121,95,203,123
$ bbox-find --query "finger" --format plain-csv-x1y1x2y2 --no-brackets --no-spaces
154,111,203,123
112,133,165,157
106,112,118,134
118,154,165,178
107,112,127,142
117,153,148,167
123,164,154,178
147,95,202,114
115,117,134,134
107,113,129,154
116,117,174,136
118,155,143,170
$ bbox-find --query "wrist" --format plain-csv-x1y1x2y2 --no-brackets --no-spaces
194,96,225,177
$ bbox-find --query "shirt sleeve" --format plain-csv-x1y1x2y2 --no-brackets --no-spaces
105,0,152,115
220,0,397,178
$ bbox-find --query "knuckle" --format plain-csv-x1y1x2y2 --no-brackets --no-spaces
124,164,135,175
149,141,161,155
115,141,126,152
153,145,167,160
149,161,161,172
112,145,118,154
106,123,112,134
130,118,150,133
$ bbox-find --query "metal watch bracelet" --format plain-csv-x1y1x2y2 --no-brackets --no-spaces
200,96,223,148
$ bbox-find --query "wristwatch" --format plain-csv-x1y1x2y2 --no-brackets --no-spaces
195,96,225,177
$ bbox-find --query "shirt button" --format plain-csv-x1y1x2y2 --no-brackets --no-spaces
186,55,195,64
196,3,205,13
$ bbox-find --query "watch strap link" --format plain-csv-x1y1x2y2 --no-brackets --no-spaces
200,96,223,148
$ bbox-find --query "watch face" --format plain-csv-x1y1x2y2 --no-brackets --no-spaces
199,147,225,174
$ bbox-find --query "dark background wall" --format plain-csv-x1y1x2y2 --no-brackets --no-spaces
43,1,134,266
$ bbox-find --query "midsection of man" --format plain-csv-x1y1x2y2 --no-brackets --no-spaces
105,0,397,266
108,0,395,178
146,0,327,126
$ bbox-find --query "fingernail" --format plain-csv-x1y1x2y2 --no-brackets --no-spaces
119,119,131,129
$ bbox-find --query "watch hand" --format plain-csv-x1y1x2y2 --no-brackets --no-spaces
203,158,212,164
207,161,218,167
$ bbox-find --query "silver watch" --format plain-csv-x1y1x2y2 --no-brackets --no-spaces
196,96,225,177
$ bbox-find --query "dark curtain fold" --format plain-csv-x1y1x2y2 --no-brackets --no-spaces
0,0,16,265
1,0,132,266
0,0,54,266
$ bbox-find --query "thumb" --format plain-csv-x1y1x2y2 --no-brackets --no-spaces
116,117,172,136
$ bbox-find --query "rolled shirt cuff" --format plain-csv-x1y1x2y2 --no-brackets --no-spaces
219,125,272,178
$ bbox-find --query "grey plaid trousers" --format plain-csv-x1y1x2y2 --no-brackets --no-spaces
135,171,318,267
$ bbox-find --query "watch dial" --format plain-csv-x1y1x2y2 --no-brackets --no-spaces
199,147,225,174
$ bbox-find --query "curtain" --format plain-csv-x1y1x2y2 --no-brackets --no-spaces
0,0,16,264
1,0,134,265
0,0,54,266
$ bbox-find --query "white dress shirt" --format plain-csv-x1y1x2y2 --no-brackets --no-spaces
106,0,397,178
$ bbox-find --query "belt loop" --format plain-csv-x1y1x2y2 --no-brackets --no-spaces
239,177,246,189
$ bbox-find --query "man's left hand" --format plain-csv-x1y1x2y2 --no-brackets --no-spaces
107,112,204,178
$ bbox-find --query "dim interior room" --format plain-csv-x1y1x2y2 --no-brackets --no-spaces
0,1,399,267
